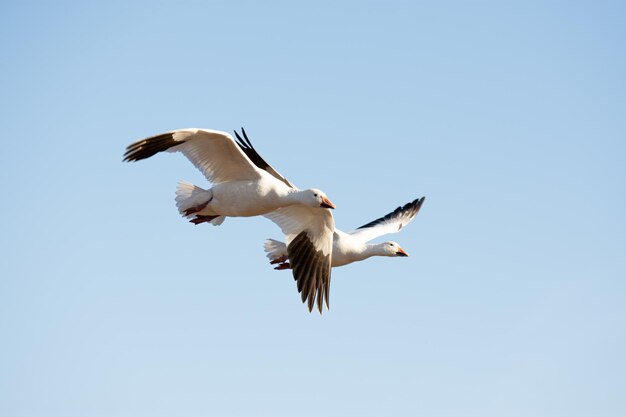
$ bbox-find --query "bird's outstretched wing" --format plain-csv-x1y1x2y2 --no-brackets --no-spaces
124,128,262,184
348,197,425,242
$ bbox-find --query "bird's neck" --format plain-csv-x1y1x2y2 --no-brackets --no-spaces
363,243,392,259
357,243,385,261
282,188,308,205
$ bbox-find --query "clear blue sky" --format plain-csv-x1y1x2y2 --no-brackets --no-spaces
1,1,625,416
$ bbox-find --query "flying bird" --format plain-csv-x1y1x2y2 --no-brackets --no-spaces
265,197,425,269
124,128,336,312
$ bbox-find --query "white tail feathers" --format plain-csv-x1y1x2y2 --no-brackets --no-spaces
264,238,288,262
209,216,226,226
175,181,212,217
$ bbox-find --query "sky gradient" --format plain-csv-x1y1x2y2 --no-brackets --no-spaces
1,1,625,416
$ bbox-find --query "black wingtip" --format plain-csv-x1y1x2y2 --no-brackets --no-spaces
355,195,426,230
288,231,331,315
414,196,425,212
233,127,256,152
123,133,180,162
232,128,272,172
241,127,253,148
233,130,245,148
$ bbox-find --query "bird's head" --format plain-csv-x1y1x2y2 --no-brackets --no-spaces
304,188,336,209
381,241,409,257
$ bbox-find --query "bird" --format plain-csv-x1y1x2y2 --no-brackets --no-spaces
264,197,425,269
124,128,336,312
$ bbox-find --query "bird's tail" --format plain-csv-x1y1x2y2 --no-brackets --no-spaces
175,181,212,217
263,239,288,263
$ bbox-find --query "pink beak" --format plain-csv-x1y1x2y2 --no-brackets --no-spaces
321,196,336,209
396,247,409,257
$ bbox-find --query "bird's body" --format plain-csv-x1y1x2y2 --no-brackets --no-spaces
184,178,309,218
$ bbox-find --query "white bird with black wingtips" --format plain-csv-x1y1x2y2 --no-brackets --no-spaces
124,128,336,313
264,197,425,269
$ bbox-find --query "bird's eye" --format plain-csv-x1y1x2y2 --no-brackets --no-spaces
314,193,318,197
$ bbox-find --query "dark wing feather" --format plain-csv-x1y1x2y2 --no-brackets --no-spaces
349,197,425,242
123,132,182,162
287,231,331,313
356,197,425,230
233,128,295,188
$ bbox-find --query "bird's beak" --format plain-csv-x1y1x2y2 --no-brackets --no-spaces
396,247,409,257
320,197,336,209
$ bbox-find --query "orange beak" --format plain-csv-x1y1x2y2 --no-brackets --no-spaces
320,196,336,209
396,247,409,257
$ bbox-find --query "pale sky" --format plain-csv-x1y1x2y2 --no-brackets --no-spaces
1,1,625,416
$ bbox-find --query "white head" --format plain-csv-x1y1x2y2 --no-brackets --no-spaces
301,188,336,209
375,241,409,257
